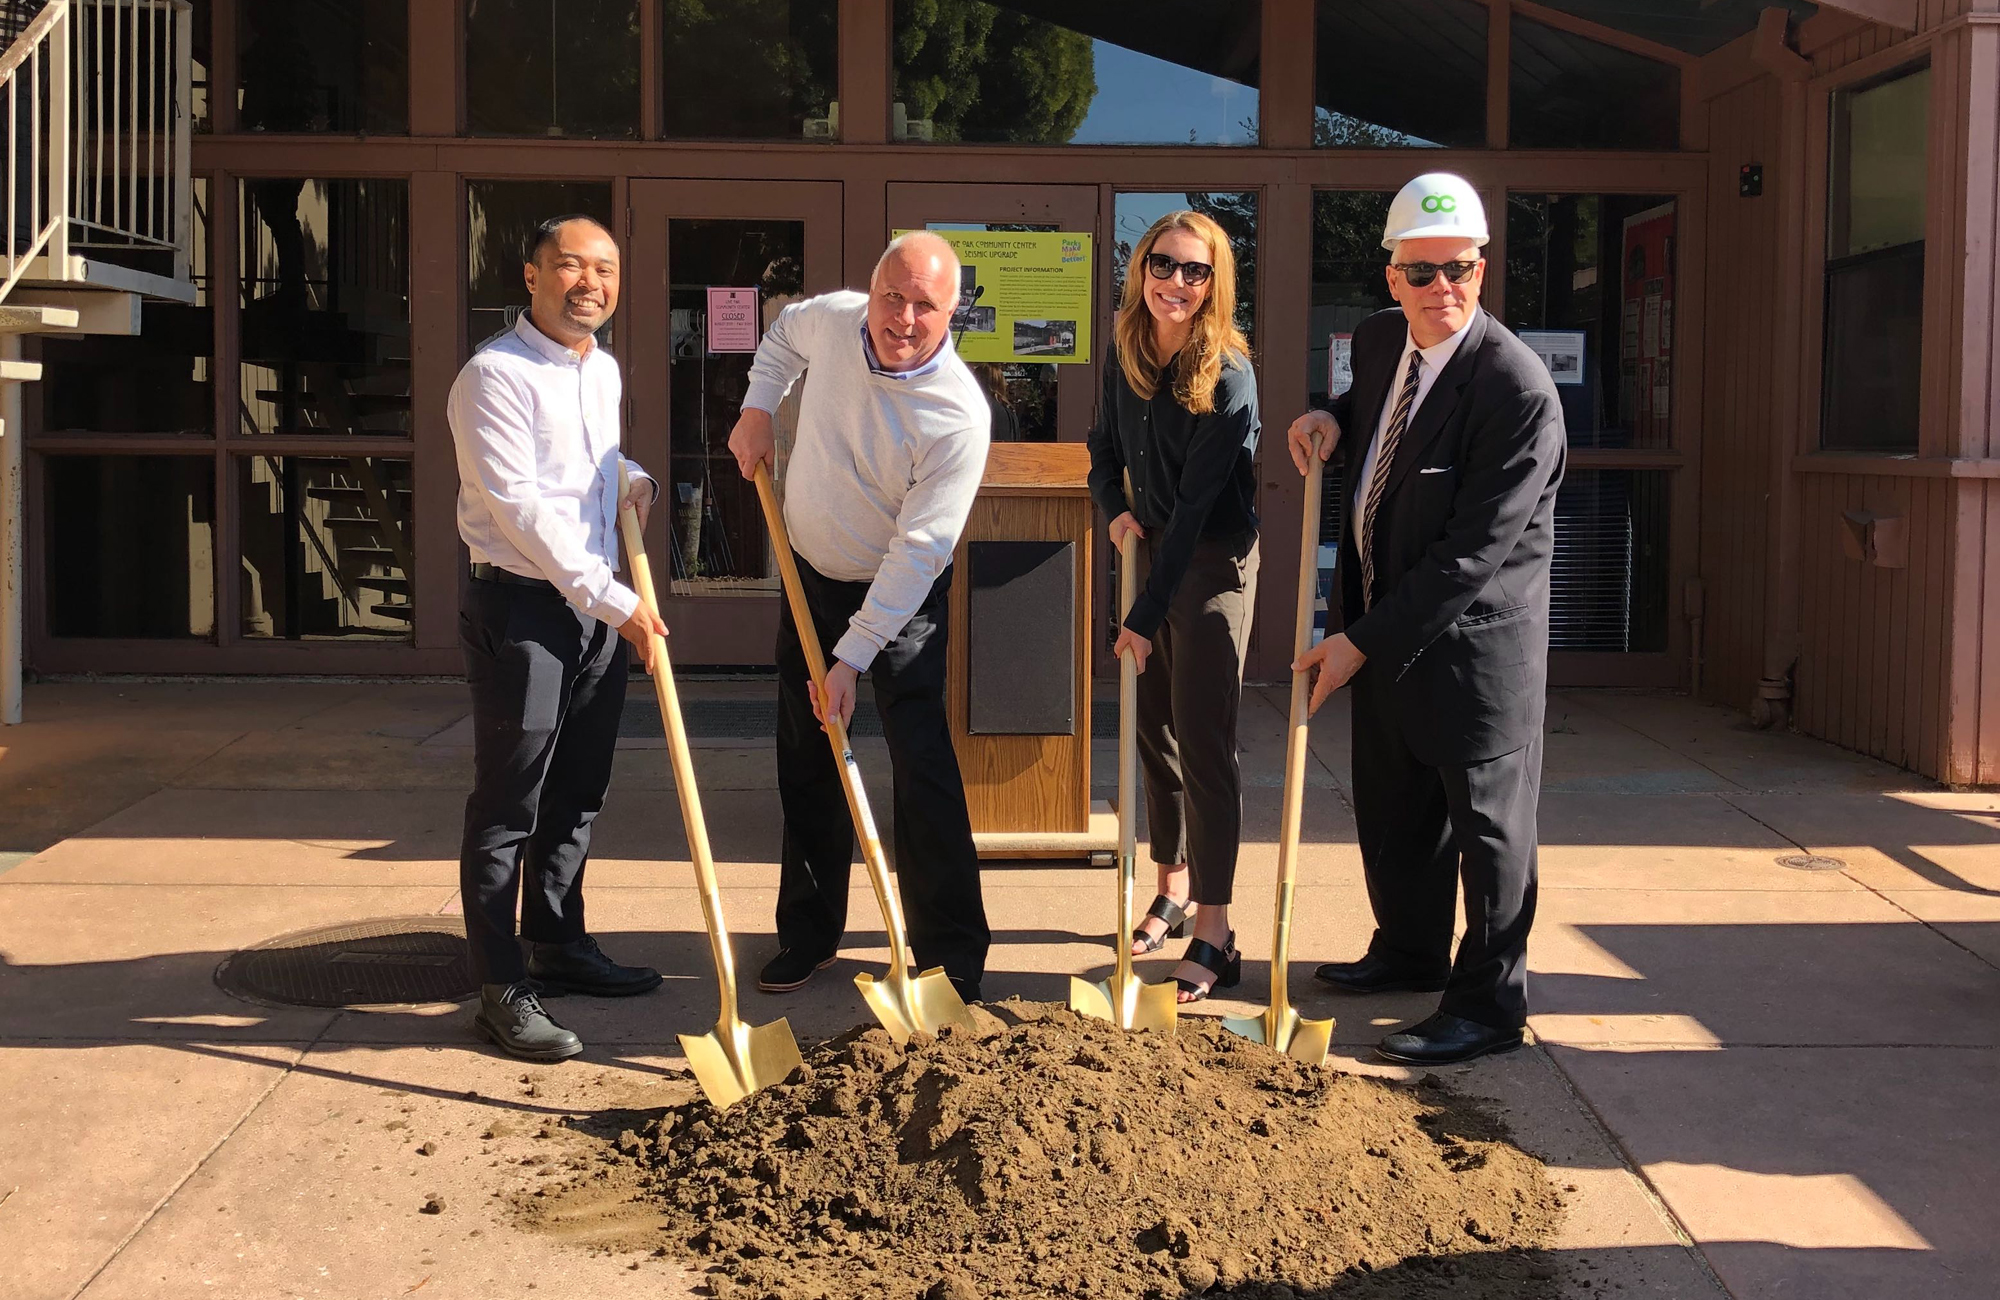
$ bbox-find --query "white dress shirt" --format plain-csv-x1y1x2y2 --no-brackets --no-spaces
448,313,653,628
1353,313,1475,551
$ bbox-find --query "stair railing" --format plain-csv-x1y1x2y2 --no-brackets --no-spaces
0,0,192,302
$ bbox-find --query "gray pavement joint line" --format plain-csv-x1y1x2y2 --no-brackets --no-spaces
1560,692,1753,793
1716,791,2000,975
63,1019,340,1300
1251,679,1356,813
1519,1041,1737,1299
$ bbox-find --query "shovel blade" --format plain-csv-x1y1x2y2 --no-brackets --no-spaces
1221,1007,1335,1067
1068,975,1115,1024
678,1016,804,1110
1071,974,1177,1034
855,966,975,1045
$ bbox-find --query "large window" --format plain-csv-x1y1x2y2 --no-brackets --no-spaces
238,179,410,438
1506,193,1677,450
1314,0,1485,148
467,0,641,138
42,179,211,436
1822,63,1928,453
660,0,838,140
236,0,408,134
43,455,216,639
892,1,1259,146
466,180,616,348
237,456,413,640
1509,17,1678,150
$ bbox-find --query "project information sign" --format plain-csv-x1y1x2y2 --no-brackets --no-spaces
896,229,1093,364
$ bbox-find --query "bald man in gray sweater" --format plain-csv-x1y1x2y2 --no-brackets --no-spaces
727,232,993,1002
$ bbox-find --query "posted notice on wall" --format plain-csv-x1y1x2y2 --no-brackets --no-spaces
706,286,760,353
895,229,1093,364
1327,333,1353,396
1518,329,1586,387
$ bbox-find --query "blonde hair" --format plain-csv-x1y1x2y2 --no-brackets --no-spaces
1113,210,1249,415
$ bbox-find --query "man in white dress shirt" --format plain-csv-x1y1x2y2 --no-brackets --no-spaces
448,214,668,1062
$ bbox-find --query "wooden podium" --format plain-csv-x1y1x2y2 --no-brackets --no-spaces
947,443,1116,862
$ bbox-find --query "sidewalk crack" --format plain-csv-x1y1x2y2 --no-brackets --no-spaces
65,1015,341,1300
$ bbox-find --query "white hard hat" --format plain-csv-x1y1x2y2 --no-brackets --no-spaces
1382,172,1489,250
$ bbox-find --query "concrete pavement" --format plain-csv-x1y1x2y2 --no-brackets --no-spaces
1,679,1995,1298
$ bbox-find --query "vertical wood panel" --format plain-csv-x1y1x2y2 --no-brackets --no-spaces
1253,180,1313,683
1898,471,1930,767
1918,476,1948,774
409,172,461,651
840,0,890,145
1979,479,2000,783
1260,0,1314,151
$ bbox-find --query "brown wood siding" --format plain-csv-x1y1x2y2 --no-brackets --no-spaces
1794,472,1956,776
1695,75,1783,713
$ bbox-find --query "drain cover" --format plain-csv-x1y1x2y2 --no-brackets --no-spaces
216,917,475,1008
1777,853,1848,872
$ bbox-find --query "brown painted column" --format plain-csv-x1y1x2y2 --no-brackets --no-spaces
1253,181,1314,683
840,0,890,146
1260,0,1314,149
409,171,463,651
409,0,461,136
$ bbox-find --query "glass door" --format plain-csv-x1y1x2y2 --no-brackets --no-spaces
625,180,842,665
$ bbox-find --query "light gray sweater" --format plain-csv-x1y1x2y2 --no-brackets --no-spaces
742,291,991,670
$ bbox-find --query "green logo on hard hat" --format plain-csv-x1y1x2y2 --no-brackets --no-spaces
1421,194,1457,214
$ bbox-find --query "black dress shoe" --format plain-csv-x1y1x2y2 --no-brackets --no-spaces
757,946,838,993
949,976,982,1005
1376,1012,1524,1065
1311,954,1450,994
526,936,663,997
473,983,583,1062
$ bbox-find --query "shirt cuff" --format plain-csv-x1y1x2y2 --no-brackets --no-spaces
586,582,641,629
1123,593,1166,641
831,627,882,674
625,470,661,506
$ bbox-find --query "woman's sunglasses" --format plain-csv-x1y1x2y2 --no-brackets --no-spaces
1144,252,1214,288
1391,260,1480,287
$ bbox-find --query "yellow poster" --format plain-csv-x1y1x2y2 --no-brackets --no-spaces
895,229,1093,365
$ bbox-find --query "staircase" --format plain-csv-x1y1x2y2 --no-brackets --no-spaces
0,0,196,721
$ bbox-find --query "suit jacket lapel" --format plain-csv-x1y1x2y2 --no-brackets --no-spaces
1379,308,1488,502
1344,323,1399,483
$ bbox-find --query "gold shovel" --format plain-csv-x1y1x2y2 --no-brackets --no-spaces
1222,438,1335,1065
617,469,804,1108
1069,478,1178,1034
751,463,976,1044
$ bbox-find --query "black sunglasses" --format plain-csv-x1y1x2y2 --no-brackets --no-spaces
1391,259,1480,287
1144,252,1214,288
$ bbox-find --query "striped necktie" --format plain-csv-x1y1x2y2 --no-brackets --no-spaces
1359,351,1423,609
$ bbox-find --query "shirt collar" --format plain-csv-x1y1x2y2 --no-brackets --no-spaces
860,320,952,381
1400,310,1476,374
514,311,594,367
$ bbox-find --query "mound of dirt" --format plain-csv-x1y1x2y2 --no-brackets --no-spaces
520,1001,1565,1299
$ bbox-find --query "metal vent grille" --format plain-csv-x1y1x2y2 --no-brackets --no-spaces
1551,470,1634,652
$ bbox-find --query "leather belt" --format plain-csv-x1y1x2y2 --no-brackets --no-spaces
469,562,556,591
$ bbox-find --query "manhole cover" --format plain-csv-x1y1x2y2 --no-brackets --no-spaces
216,917,475,1008
1777,853,1848,872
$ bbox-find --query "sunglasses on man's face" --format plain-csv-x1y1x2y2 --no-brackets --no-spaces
1391,260,1480,288
1144,252,1214,288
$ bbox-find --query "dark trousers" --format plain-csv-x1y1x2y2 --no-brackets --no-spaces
1134,530,1259,906
457,578,626,987
774,553,989,992
1349,667,1541,1029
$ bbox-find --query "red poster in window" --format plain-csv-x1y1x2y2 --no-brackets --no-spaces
1620,202,1675,445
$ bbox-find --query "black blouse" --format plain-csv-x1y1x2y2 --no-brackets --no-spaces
1087,346,1260,638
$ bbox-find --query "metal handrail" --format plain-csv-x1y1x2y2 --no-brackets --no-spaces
0,0,192,302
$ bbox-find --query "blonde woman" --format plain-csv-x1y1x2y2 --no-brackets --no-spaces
1086,211,1260,1002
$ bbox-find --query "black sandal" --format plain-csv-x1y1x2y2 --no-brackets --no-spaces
1172,932,1242,1003
1131,895,1195,955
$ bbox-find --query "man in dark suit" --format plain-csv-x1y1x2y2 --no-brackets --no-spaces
1289,172,1566,1065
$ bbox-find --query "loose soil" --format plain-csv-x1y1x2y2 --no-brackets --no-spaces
518,1001,1569,1299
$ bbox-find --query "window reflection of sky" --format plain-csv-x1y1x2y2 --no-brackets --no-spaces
1071,42,1257,146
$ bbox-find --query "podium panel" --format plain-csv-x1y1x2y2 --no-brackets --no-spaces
948,444,1114,859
